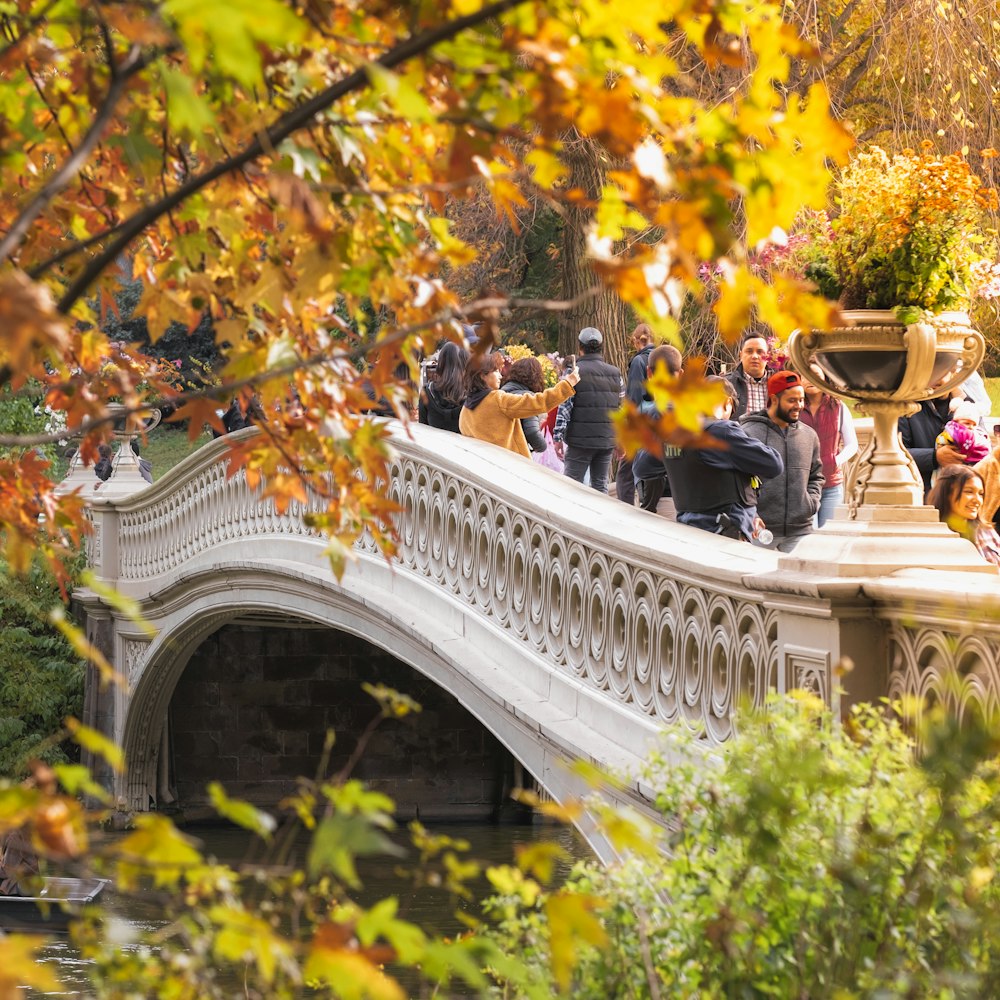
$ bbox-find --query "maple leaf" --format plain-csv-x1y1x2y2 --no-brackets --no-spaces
644,357,729,433
0,271,71,388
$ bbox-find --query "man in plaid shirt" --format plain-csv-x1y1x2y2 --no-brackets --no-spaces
726,334,770,418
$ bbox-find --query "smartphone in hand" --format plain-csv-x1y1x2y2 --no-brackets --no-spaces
563,353,576,374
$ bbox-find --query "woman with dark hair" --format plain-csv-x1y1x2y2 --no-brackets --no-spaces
419,341,468,433
501,357,547,453
460,352,579,456
927,464,1000,565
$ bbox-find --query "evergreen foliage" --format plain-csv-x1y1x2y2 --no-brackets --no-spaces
0,560,85,777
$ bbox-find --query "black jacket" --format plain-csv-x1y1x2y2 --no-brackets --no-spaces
899,397,962,496
625,346,653,406
501,380,547,452
665,419,784,513
565,353,622,450
419,385,463,433
725,365,768,419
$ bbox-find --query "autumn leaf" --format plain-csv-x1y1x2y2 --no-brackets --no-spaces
304,929,406,1000
714,266,760,343
545,892,608,991
515,841,570,884
65,717,125,773
114,814,204,889
30,795,87,859
0,935,62,996
644,357,729,433
207,783,277,841
81,571,158,638
209,905,294,985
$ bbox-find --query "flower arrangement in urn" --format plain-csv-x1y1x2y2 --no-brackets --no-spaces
782,144,1000,512
793,143,1000,320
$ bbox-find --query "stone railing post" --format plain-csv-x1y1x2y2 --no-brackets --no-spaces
86,499,121,587
753,575,888,713
74,497,126,807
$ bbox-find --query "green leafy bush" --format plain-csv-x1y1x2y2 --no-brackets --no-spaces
487,694,1000,998
0,560,85,776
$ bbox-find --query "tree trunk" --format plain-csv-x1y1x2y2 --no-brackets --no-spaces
559,132,632,372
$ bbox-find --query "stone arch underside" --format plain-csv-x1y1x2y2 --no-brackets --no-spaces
122,557,663,862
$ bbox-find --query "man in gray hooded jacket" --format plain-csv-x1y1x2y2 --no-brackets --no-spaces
741,370,823,551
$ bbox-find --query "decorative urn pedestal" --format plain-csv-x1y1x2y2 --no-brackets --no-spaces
781,309,996,576
57,405,160,502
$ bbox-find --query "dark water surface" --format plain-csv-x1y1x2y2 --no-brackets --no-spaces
30,821,589,997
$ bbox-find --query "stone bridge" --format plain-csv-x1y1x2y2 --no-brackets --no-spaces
75,424,1000,858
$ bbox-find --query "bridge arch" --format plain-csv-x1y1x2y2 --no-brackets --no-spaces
119,557,658,860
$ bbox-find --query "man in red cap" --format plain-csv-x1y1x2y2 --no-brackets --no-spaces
740,370,824,551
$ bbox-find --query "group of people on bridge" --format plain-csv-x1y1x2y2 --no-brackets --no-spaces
419,325,1000,567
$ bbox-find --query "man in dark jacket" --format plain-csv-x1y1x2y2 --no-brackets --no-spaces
899,394,975,497
614,324,654,505
553,327,624,493
725,334,770,418
741,370,823,551
663,378,783,540
632,343,683,512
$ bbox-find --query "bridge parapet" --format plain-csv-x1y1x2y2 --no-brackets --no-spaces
93,426,882,732
77,422,1000,835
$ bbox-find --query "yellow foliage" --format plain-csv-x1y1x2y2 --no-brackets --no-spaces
304,936,405,1000
0,936,62,997
545,892,608,992
114,814,204,889
645,358,728,433
209,905,295,985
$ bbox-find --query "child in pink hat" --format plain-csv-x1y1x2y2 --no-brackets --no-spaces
936,398,990,465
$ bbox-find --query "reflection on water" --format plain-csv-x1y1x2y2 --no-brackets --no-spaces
29,822,590,997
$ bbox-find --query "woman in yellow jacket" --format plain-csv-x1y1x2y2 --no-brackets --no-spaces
459,353,579,457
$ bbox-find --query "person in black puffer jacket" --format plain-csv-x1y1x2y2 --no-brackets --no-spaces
419,341,468,433
553,327,624,493
501,357,548,452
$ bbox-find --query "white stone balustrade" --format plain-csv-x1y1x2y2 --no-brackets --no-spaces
76,420,1000,852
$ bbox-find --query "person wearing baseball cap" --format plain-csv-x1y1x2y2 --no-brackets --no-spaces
552,327,625,493
740,368,824,551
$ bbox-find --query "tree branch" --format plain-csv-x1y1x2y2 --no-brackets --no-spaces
0,287,601,448
26,224,122,278
0,44,150,265
0,0,62,65
56,0,530,313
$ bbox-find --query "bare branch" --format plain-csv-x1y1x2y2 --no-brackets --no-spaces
27,225,122,279
0,0,62,64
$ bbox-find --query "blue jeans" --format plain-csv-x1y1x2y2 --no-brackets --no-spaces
564,447,613,493
816,483,844,528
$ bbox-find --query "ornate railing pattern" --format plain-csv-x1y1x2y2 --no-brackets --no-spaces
359,451,782,743
104,431,798,744
86,421,1000,779
882,594,1000,726
116,456,318,581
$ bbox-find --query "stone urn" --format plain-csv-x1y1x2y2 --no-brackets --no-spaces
787,309,984,508
58,403,161,500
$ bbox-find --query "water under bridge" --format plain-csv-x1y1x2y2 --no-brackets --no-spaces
75,424,1000,858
